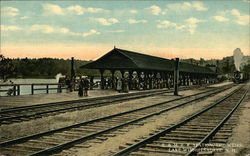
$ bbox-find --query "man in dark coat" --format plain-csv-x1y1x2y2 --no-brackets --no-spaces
78,78,84,97
83,77,90,96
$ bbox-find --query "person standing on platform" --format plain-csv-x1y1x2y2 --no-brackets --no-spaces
90,76,94,90
83,77,90,96
117,78,122,93
123,78,129,93
78,78,84,97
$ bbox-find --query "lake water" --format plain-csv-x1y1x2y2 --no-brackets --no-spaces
0,79,58,96
0,78,101,96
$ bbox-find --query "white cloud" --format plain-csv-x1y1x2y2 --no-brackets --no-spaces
127,19,147,24
176,25,186,30
231,9,241,17
192,1,208,11
43,4,64,15
31,25,55,33
106,30,125,33
186,17,203,34
213,16,229,22
157,17,203,34
42,3,108,16
156,20,177,28
86,7,108,13
129,9,138,14
90,18,119,26
31,24,99,37
83,29,100,37
167,1,208,12
2,7,19,16
231,9,249,25
66,5,84,15
1,25,22,31
186,17,203,24
20,16,30,20
148,5,165,15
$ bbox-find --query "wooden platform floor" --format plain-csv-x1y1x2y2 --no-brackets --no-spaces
0,82,233,110
0,89,154,109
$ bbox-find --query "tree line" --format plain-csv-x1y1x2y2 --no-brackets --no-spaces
0,55,101,80
0,54,249,80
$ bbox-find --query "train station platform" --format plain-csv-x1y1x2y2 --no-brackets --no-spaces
0,89,163,109
0,81,233,110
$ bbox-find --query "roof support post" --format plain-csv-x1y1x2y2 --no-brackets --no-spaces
166,73,169,89
153,71,157,89
99,69,104,89
174,58,180,96
143,71,148,90
128,70,133,90
120,70,125,78
179,73,183,86
120,70,125,91
160,72,164,89
198,74,202,86
111,70,115,89
136,70,142,90
183,73,187,86
186,74,190,86
148,72,152,90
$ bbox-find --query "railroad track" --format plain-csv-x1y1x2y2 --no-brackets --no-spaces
0,85,215,125
112,85,248,156
0,87,187,125
0,85,235,156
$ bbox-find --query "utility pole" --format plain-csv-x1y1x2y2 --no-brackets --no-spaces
70,57,75,91
174,58,179,96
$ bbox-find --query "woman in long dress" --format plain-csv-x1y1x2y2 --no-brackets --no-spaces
116,78,122,93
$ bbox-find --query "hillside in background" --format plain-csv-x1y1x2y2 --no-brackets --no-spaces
1,54,249,80
181,55,250,75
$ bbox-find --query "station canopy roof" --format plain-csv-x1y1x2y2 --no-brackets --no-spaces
81,48,216,75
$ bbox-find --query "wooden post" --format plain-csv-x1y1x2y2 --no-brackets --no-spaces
13,85,16,96
111,70,115,89
58,84,62,93
137,71,141,90
174,58,179,96
70,57,75,91
183,74,186,86
128,70,133,90
99,69,104,89
31,84,34,95
46,84,49,94
17,85,20,95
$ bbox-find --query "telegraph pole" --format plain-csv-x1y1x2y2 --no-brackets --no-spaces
70,57,75,91
174,58,179,96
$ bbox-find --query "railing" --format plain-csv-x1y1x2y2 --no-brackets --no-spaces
0,83,68,96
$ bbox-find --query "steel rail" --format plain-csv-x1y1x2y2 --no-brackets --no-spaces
111,85,244,156
0,89,171,123
185,87,249,156
0,88,169,113
24,86,233,155
0,85,230,149
0,85,216,124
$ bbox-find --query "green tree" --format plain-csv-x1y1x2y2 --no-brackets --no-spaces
0,54,15,80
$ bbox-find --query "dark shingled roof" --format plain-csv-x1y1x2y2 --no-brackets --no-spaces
81,48,216,75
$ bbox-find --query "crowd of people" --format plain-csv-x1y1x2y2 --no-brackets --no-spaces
101,76,173,92
67,74,212,97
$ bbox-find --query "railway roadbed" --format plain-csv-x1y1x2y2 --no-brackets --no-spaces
0,85,220,142
0,84,243,156
111,84,249,156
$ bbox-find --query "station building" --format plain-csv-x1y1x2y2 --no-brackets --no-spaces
81,47,218,90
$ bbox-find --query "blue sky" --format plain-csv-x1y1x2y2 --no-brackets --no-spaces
1,0,249,60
